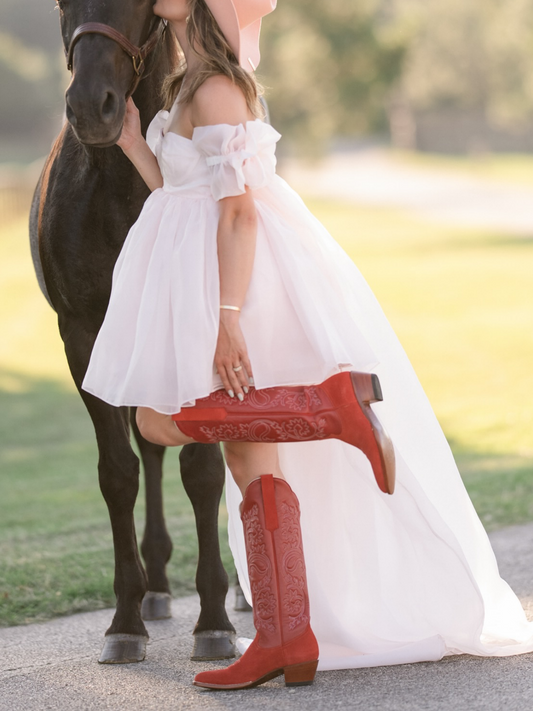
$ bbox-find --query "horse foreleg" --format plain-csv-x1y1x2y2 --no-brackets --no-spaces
179,443,236,660
234,573,253,612
130,410,173,621
64,327,148,663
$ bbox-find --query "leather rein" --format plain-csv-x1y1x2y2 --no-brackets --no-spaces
66,18,167,96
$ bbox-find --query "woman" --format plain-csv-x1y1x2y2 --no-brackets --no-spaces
83,0,533,691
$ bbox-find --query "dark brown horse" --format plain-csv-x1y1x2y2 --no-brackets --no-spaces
29,0,236,664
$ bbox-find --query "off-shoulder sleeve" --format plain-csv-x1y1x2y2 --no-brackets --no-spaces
192,120,281,201
146,110,169,155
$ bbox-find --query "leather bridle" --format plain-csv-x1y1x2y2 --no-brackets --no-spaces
66,18,167,96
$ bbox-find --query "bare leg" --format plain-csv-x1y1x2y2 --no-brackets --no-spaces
136,407,195,446
137,409,283,493
223,441,285,496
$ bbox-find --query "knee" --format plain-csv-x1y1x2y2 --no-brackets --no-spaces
136,408,163,445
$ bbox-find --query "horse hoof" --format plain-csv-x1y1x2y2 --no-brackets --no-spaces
234,588,252,612
98,634,148,664
191,630,236,661
141,591,172,620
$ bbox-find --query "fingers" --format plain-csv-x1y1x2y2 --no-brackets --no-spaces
217,364,234,398
215,353,253,400
242,354,254,387
126,96,139,114
214,318,253,399
227,366,244,399
217,363,241,399
234,359,252,392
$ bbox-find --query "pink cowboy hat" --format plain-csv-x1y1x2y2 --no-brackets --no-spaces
204,0,277,71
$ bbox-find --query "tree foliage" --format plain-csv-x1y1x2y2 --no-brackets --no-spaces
4,0,533,158
0,0,64,159
396,0,533,130
258,0,406,154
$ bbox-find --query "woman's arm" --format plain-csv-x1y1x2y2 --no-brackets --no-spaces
117,98,163,191
191,77,257,399
215,189,257,398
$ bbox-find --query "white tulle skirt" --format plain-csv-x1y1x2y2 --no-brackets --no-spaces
83,174,533,669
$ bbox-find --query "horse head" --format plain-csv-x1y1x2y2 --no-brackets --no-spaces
57,0,163,147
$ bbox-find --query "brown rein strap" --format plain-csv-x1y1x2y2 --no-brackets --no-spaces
66,19,166,93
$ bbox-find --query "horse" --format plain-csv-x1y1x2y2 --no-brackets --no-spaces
29,0,237,664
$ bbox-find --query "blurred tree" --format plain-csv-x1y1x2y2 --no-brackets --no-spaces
0,0,65,162
13,0,533,158
1,0,408,159
258,0,407,156
393,0,533,148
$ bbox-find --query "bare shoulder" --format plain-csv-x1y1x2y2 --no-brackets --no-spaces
191,75,251,127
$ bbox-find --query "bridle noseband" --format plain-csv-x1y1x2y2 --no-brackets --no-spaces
66,18,167,96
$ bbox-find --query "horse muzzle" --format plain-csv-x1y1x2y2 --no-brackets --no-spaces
65,77,125,147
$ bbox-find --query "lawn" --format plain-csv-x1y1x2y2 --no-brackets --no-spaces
0,199,532,627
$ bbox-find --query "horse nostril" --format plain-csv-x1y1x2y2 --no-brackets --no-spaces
101,91,118,123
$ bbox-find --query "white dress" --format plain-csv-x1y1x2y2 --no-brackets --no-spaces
82,111,533,670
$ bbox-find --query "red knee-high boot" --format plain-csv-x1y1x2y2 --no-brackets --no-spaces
193,475,319,690
173,371,395,494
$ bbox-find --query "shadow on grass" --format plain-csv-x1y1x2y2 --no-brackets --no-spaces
0,370,234,627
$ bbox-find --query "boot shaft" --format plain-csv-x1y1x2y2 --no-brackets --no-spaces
172,379,345,443
241,475,312,649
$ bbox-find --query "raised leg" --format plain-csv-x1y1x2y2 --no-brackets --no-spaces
130,411,173,621
179,443,236,660
63,322,148,663
172,372,396,494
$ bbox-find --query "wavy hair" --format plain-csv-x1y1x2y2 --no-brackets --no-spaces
161,0,264,117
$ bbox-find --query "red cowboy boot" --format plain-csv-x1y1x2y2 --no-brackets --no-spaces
173,371,395,494
193,475,319,690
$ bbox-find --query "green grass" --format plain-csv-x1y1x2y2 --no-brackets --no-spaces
0,371,234,627
1,198,532,627
311,201,533,528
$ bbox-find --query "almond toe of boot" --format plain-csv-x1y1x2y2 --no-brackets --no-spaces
192,643,282,690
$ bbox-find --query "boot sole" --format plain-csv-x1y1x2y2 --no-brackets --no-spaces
193,659,319,690
350,372,396,495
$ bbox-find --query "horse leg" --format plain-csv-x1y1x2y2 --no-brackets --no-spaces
63,324,148,663
179,443,236,660
234,573,253,612
130,410,173,621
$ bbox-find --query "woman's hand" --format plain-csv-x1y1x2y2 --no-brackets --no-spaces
117,97,142,153
116,98,163,191
214,312,253,399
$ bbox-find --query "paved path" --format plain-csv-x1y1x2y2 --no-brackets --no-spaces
1,524,533,711
282,151,533,235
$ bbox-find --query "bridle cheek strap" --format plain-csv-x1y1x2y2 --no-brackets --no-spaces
66,19,166,96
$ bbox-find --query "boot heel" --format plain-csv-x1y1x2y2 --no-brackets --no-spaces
350,371,383,403
284,660,318,687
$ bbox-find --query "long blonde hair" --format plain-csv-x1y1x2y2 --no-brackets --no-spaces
162,0,264,117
